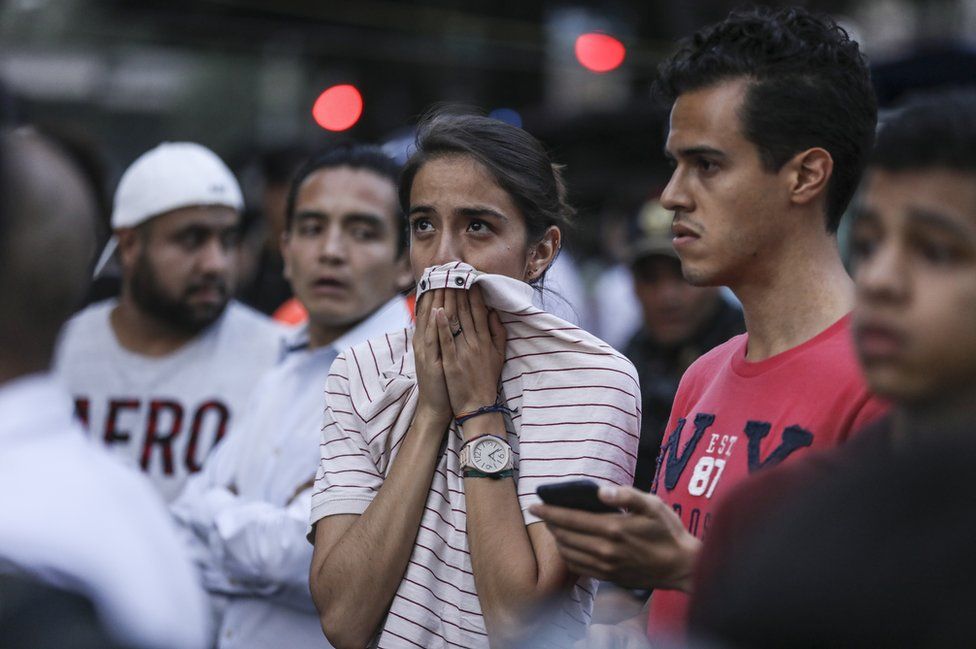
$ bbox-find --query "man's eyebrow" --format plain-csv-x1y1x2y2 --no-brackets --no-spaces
671,146,727,159
343,212,387,228
906,207,974,239
294,210,326,220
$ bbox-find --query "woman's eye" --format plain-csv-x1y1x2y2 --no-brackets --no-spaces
411,219,432,232
468,220,489,233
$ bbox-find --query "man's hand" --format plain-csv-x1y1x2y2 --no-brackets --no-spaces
529,486,701,592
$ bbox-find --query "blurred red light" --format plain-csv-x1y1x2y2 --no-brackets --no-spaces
575,33,626,73
312,84,363,131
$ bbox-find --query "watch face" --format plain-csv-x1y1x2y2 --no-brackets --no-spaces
472,437,508,473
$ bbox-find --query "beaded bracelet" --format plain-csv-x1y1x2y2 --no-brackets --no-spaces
454,403,515,426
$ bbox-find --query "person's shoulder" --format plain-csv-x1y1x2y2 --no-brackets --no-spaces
54,300,116,364
3,429,210,648
222,300,287,334
216,301,288,354
792,316,868,387
342,326,413,372
688,332,746,376
60,300,114,338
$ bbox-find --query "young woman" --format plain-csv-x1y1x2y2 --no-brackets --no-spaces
308,112,640,649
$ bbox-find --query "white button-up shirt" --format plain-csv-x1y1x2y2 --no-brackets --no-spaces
0,373,210,649
171,296,413,649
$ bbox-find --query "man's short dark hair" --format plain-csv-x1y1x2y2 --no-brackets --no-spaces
872,88,976,174
285,143,405,254
654,6,878,232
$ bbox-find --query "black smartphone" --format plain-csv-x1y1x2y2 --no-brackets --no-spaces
536,479,618,514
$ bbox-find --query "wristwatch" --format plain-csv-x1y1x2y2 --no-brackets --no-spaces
460,435,514,478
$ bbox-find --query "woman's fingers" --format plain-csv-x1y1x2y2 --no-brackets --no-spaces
488,309,507,355
435,308,458,370
468,284,491,334
444,287,459,337
423,298,440,356
456,286,476,337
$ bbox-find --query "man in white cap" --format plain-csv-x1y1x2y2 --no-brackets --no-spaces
55,142,284,501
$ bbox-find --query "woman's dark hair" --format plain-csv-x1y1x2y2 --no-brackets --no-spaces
285,143,406,254
399,109,574,251
654,6,878,232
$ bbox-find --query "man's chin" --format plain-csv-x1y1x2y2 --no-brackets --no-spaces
176,302,227,334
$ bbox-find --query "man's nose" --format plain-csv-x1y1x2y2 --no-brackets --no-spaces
198,237,232,274
660,168,693,214
855,241,908,305
319,225,347,263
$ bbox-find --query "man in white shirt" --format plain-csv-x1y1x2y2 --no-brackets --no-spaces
171,143,413,649
0,129,209,648
55,141,285,501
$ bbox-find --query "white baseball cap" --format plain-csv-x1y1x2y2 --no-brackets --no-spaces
93,142,245,276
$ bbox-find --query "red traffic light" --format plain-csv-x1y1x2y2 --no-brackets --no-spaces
575,33,626,73
312,84,364,131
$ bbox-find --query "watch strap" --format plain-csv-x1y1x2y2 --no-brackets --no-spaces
463,469,514,479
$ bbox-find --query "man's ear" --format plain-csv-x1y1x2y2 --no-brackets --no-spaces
394,252,414,292
116,228,142,272
279,230,292,282
787,147,833,209
525,226,561,282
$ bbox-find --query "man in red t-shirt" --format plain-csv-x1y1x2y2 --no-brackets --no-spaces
530,7,883,645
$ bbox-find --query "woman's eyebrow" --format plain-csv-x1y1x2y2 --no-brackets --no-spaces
455,206,508,221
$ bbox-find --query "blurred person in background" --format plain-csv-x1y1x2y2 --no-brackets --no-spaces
237,145,309,317
171,143,413,649
532,7,885,646
54,142,284,502
624,199,744,491
308,111,640,649
0,129,209,649
688,88,976,649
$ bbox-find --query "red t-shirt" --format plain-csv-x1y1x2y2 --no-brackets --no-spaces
646,314,887,643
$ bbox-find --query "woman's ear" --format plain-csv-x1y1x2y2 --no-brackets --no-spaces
525,226,561,282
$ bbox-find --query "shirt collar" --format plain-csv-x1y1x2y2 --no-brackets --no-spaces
284,295,411,358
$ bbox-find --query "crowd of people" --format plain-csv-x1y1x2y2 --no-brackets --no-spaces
1,4,974,649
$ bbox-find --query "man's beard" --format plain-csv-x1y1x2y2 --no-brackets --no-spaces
130,253,229,335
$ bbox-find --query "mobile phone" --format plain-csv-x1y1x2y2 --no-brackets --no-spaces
536,479,618,514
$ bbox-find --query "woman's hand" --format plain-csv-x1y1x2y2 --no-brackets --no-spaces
413,290,453,429
434,284,507,416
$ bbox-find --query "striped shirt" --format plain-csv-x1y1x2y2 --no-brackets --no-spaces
310,262,641,649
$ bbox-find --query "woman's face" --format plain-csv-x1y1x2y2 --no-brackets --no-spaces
407,154,557,282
